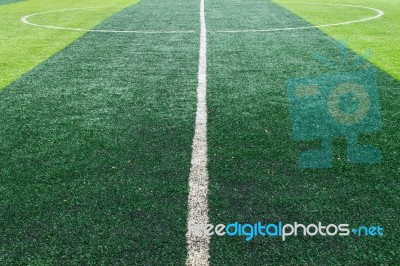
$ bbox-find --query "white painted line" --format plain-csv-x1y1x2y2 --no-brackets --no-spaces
186,0,209,264
140,3,198,5
214,3,384,33
20,3,383,35
20,7,196,34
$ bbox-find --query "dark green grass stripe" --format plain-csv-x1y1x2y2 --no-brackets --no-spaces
207,1,400,265
206,0,310,31
0,1,199,264
0,0,22,5
98,0,199,31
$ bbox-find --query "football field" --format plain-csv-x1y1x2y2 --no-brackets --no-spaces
1,0,399,265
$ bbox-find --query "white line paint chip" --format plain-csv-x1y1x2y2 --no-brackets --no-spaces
186,0,210,265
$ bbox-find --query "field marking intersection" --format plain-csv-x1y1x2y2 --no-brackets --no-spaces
20,3,384,34
17,2,385,266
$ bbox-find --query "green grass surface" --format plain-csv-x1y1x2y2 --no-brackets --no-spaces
276,0,400,79
0,0,200,264
1,0,399,264
207,0,399,264
0,0,23,6
0,0,137,90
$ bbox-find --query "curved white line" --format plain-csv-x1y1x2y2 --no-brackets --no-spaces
213,3,384,33
20,3,384,34
20,7,196,34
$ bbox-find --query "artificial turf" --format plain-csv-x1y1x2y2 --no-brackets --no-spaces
276,0,400,79
1,0,199,264
0,0,136,90
0,0,23,5
0,0,399,265
206,0,400,264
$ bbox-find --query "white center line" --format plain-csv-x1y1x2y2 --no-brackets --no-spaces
186,0,209,264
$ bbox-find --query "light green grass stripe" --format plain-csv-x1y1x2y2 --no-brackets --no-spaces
275,0,400,79
0,0,138,90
